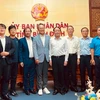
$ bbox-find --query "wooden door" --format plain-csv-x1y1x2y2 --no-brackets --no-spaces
89,0,100,37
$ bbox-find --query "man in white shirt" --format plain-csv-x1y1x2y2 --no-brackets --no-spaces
33,23,50,96
49,27,69,95
64,25,80,92
19,27,36,95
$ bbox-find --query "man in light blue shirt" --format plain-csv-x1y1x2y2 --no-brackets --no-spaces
90,26,100,92
80,27,93,92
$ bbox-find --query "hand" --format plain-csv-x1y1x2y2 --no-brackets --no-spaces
20,62,24,67
90,59,95,65
64,61,68,66
0,51,9,56
49,60,52,66
35,59,39,64
77,58,80,65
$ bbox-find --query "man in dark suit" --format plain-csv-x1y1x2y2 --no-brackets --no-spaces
0,23,15,100
19,27,36,95
8,25,19,96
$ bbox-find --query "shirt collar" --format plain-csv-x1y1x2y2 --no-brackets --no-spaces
25,37,31,40
96,36,100,39
66,35,74,39
0,35,5,39
54,37,61,40
81,37,90,40
39,34,45,37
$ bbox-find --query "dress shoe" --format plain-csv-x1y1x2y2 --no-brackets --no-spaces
1,94,12,100
70,86,78,92
17,82,23,88
24,90,30,95
60,90,65,95
80,87,86,92
29,89,36,94
53,90,58,95
65,88,69,93
10,90,18,96
94,87,99,93
95,88,99,93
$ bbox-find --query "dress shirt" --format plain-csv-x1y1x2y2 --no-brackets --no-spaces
0,36,6,58
40,34,45,46
49,37,69,61
26,37,33,58
90,36,100,56
80,37,92,55
65,36,80,58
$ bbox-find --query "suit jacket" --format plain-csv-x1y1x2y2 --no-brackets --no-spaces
0,36,15,64
33,34,50,63
19,37,33,64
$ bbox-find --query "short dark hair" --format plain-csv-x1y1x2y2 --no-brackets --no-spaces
53,26,61,32
81,27,89,32
37,23,45,30
67,25,74,30
0,23,6,29
8,25,16,32
23,27,32,33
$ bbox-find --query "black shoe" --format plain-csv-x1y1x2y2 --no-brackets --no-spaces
65,88,69,93
17,82,23,88
53,90,58,95
95,88,99,93
1,94,12,100
29,89,36,94
24,90,30,95
80,87,86,92
60,90,65,95
10,91,18,96
70,86,78,92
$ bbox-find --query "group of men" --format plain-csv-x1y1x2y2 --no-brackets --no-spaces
0,23,100,100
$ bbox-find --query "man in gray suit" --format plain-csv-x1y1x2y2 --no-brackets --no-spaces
33,23,50,96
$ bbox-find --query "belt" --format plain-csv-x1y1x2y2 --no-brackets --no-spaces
80,55,90,57
29,57,34,59
95,56,100,59
52,55,65,58
69,53,77,56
